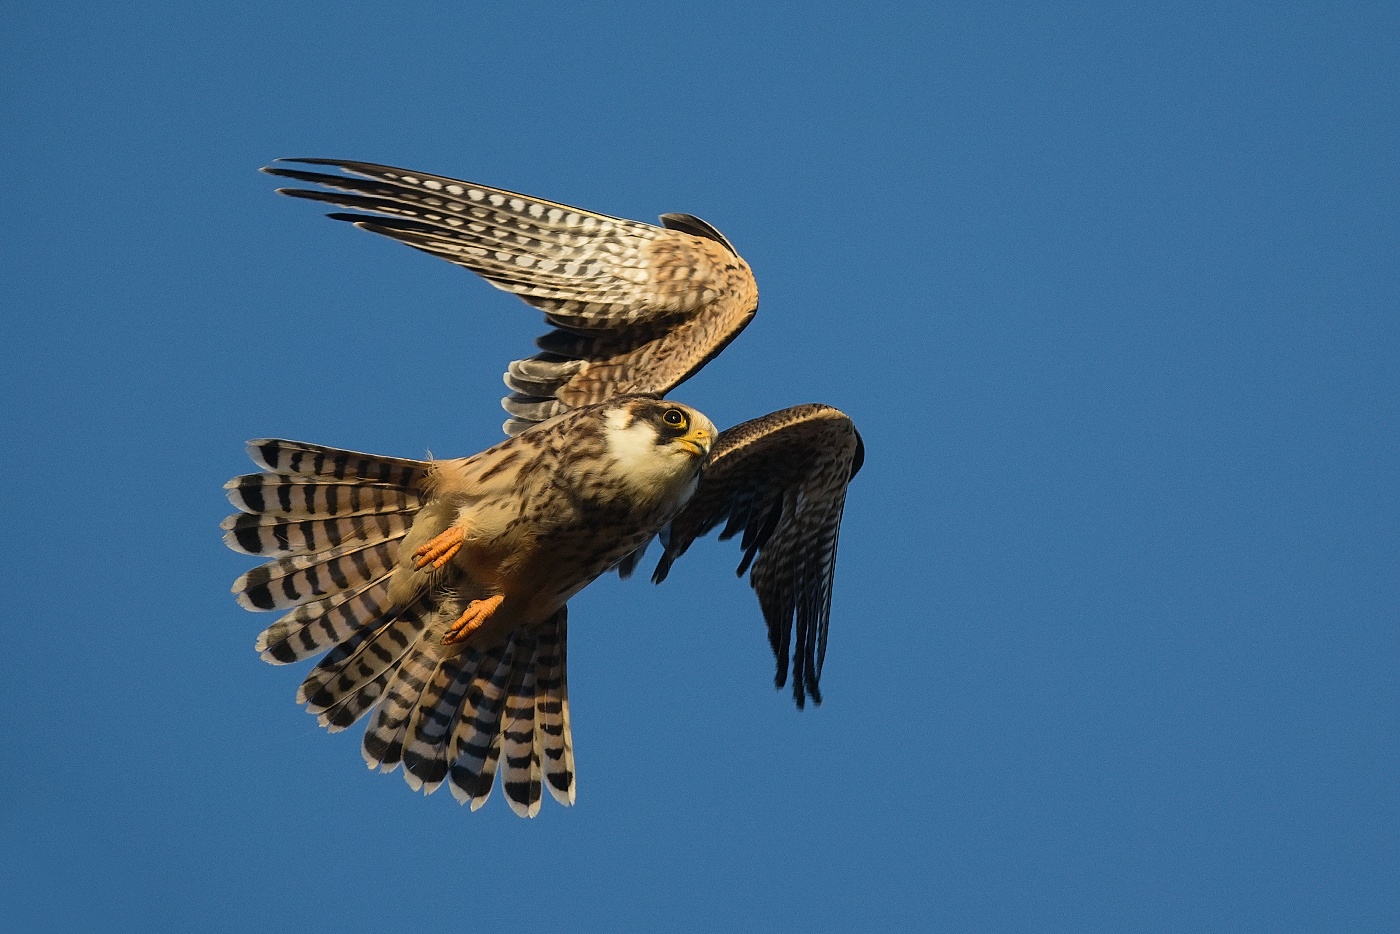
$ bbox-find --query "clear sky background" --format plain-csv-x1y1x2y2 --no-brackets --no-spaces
3,3,1396,932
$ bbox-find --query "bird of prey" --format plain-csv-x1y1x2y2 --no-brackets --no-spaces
224,159,863,816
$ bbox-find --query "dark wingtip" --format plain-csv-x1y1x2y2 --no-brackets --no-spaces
273,186,329,200
324,212,380,228
262,158,328,173
659,212,739,254
270,187,359,211
790,678,820,710
651,553,674,585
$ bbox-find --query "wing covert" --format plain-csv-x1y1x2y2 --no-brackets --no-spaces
652,405,863,708
264,159,759,434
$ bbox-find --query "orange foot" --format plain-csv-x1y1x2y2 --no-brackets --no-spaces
414,526,464,571
442,594,505,645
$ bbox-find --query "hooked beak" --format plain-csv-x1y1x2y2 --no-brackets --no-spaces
677,426,713,459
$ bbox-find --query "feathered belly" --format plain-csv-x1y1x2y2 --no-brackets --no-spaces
419,435,702,633
491,494,677,620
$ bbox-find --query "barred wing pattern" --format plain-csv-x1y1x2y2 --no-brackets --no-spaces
264,159,759,435
653,405,864,708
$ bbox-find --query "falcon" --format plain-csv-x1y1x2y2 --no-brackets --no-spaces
225,159,863,816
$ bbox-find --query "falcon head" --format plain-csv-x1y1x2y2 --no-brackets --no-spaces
603,397,716,501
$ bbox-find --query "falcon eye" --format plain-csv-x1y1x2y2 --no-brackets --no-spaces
662,408,687,428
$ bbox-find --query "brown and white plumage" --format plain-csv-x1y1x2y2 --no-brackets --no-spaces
229,399,716,815
227,160,862,815
262,158,758,435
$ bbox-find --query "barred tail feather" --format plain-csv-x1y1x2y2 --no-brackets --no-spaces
232,537,402,611
401,657,475,794
280,604,575,815
501,630,544,817
421,610,574,815
226,438,431,693
535,611,575,805
254,576,394,664
361,645,442,774
449,640,517,811
227,438,578,816
319,668,392,733
297,605,429,713
222,511,415,557
225,439,573,814
225,475,423,520
245,438,428,486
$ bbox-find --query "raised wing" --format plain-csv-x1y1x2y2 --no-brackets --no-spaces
264,159,759,434
653,405,864,708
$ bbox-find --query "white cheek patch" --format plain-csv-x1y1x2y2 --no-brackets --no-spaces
604,409,689,497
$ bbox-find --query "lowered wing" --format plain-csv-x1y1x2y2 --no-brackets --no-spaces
654,404,863,708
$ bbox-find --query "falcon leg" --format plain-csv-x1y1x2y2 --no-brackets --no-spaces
442,594,505,645
414,526,465,570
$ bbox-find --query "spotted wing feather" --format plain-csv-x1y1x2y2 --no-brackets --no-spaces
265,159,759,435
654,405,863,708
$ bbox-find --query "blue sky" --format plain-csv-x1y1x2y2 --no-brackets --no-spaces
3,2,1396,931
